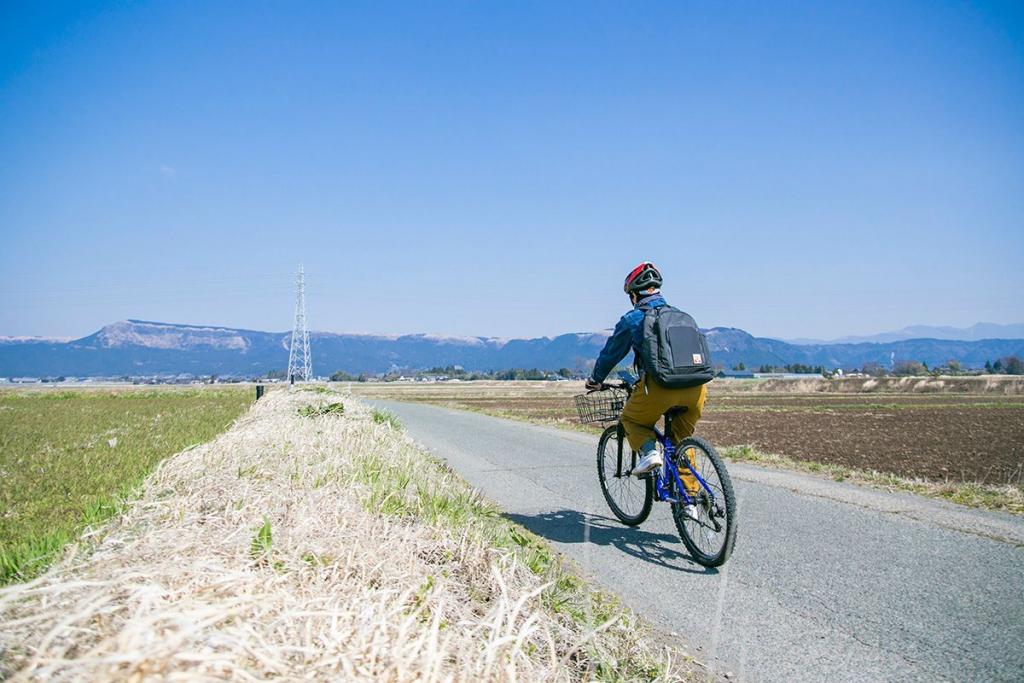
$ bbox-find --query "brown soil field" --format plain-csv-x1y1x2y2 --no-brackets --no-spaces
350,380,1024,486
700,405,1022,483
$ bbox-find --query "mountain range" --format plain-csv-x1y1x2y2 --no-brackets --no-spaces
785,322,1024,345
2,319,1023,378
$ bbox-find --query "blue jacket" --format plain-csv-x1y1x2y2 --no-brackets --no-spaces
591,294,668,382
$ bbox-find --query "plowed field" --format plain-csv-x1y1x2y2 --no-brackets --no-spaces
351,381,1024,486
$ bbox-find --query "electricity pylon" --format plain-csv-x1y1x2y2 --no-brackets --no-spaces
287,264,312,383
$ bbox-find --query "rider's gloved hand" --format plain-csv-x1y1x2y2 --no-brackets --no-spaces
585,378,603,392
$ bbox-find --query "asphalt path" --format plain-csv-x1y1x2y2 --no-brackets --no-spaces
370,399,1024,682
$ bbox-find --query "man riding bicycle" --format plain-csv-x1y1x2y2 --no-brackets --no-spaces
585,262,711,485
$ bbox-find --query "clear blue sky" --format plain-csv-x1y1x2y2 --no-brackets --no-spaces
2,1,1022,341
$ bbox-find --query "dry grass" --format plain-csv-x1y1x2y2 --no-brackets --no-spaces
0,387,699,681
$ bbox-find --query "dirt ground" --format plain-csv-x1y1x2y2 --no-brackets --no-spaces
350,380,1024,486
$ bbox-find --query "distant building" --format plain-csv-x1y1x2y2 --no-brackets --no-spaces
716,370,755,379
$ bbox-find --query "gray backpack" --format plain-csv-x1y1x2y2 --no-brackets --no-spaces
638,305,715,388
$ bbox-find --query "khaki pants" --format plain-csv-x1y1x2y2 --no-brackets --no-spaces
620,376,707,493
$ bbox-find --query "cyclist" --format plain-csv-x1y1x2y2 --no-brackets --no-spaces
585,263,708,493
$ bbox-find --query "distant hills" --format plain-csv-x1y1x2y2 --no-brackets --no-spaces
2,319,1023,378
786,322,1024,345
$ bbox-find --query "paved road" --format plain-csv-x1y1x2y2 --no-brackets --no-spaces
372,399,1024,682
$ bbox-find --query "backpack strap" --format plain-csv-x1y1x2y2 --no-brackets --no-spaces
634,305,661,378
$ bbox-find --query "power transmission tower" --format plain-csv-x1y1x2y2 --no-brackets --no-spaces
287,264,312,383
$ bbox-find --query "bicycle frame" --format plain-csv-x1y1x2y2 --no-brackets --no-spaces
652,424,716,507
612,421,717,508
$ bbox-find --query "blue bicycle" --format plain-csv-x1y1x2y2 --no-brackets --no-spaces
575,376,738,567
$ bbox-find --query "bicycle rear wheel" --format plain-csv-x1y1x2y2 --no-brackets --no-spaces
597,425,653,526
671,436,737,567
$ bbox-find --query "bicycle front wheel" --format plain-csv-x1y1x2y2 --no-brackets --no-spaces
671,436,737,567
597,425,653,526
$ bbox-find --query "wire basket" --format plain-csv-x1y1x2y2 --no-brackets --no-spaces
574,388,628,424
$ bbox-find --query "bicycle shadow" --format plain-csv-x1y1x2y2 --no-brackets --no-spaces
503,508,718,575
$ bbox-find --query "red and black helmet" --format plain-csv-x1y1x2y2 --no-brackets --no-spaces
623,262,663,294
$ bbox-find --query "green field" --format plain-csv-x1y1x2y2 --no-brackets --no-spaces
0,387,252,584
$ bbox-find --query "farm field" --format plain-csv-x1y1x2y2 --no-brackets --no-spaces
0,386,252,583
349,379,1024,504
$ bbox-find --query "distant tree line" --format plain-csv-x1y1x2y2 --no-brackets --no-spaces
984,356,1024,375
326,366,580,382
291,356,1024,383
752,363,826,374
864,355,1024,377
328,370,368,382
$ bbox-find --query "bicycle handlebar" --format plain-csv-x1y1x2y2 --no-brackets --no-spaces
588,381,631,394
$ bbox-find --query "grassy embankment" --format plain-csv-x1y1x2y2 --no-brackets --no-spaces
347,402,703,680
349,380,1024,515
0,387,252,584
1,387,707,681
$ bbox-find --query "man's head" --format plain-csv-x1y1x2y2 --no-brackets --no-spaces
623,262,663,304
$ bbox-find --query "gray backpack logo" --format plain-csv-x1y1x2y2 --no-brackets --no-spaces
638,306,715,388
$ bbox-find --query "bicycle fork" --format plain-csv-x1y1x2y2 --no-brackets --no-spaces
613,423,638,478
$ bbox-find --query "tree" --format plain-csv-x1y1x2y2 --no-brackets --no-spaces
862,362,886,377
984,360,993,373
892,360,927,376
1004,355,1024,375
732,362,746,371
558,368,573,378
330,370,358,382
946,360,961,375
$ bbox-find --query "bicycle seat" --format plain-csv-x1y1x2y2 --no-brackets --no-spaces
664,406,689,420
